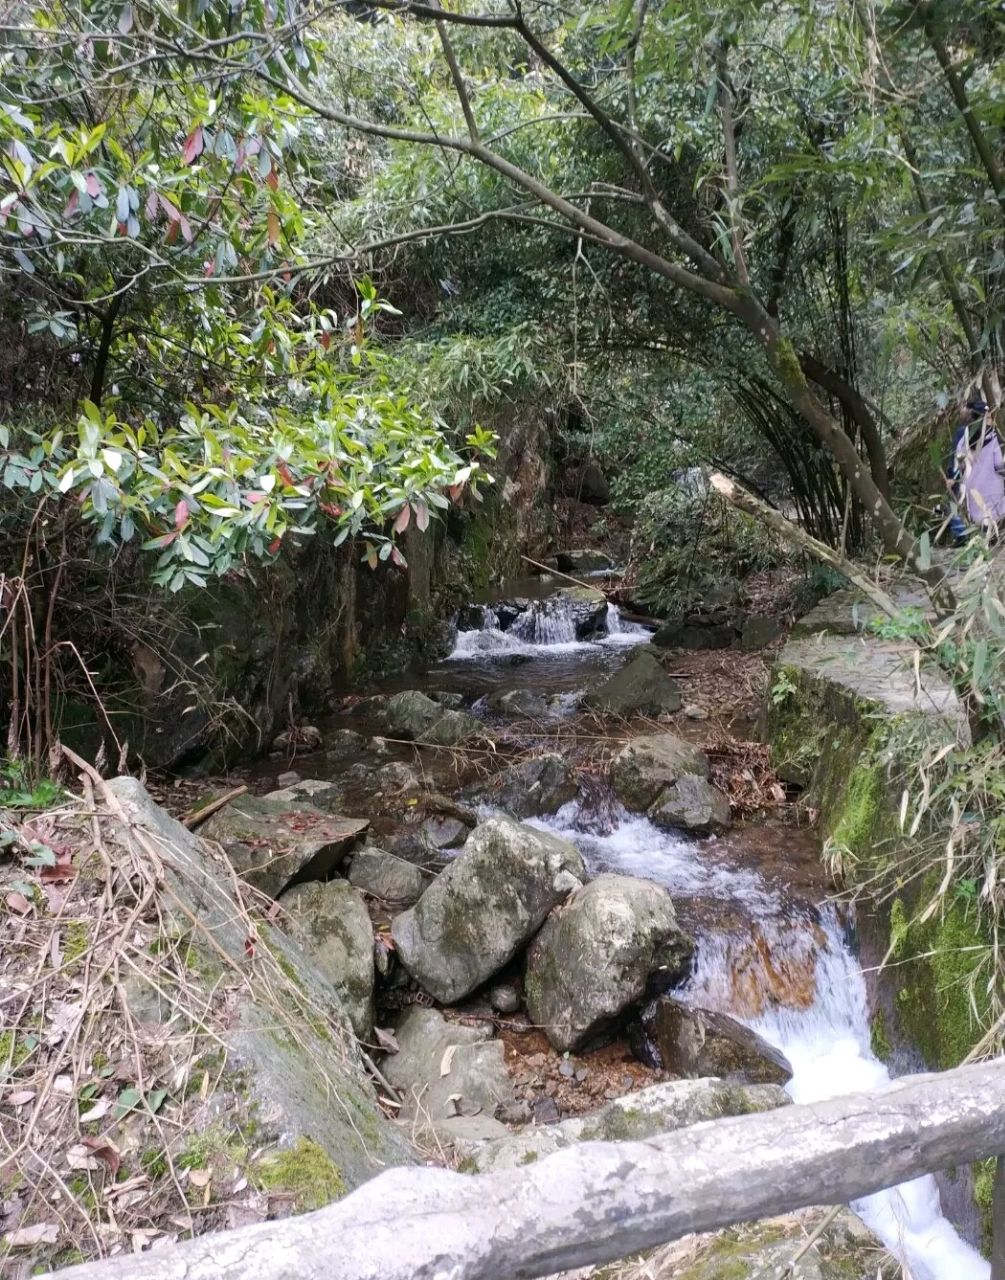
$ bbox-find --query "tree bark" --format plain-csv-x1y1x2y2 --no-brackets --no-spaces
45,1059,1005,1280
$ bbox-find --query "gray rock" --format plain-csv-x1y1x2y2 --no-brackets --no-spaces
347,845,427,908
489,984,521,1015
327,729,366,759
740,615,784,651
391,816,585,1004
383,690,481,746
428,690,466,710
263,778,344,812
452,1077,789,1172
653,622,736,650
465,753,577,820
684,704,708,720
105,778,411,1191
277,770,300,788
648,774,730,834
488,688,550,718
554,549,615,574
380,1006,515,1141
424,708,482,746
610,733,709,812
271,724,323,753
201,795,369,898
280,880,375,1041
525,874,693,1052
420,815,468,850
370,736,392,756
644,998,792,1085
375,762,421,791
583,651,682,717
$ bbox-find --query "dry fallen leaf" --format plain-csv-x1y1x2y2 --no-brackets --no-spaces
187,1168,212,1188
4,891,31,915
6,1089,35,1106
82,1135,121,1177
5,1222,59,1247
439,1043,457,1077
78,1098,111,1123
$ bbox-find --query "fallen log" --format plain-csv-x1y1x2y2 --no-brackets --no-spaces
44,1059,1005,1280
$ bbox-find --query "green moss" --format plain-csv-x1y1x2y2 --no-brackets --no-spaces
0,1030,35,1079
455,1155,478,1174
519,1149,539,1164
63,920,90,967
829,755,883,856
889,881,990,1070
141,1148,169,1179
255,1137,347,1211
973,1159,995,1253
869,1008,892,1062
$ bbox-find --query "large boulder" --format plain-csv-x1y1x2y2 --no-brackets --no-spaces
200,794,368,898
280,880,375,1041
583,651,682,717
487,688,550,718
648,773,730,834
105,778,412,1197
553,549,615,574
382,690,481,745
653,620,736,650
380,1006,514,1141
346,845,428,909
610,732,709,811
464,753,578,819
642,997,792,1085
391,816,585,1003
452,1077,788,1173
525,874,693,1051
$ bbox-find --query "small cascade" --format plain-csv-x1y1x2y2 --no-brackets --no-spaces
533,803,989,1280
448,598,648,660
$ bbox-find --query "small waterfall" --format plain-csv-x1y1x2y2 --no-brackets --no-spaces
509,599,579,645
532,804,990,1280
448,598,648,659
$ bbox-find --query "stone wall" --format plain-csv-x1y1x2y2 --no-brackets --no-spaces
763,587,992,1242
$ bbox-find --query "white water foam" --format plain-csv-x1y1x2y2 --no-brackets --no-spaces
448,602,647,660
534,806,989,1280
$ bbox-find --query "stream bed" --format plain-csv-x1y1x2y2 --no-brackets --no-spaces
265,584,989,1278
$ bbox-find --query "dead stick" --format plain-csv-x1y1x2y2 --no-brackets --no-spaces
520,555,614,597
183,784,248,830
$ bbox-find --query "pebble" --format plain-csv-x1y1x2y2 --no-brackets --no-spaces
489,984,521,1015
621,1075,634,1090
575,1068,589,1083
277,771,300,788
558,1060,575,1079
532,1097,560,1124
684,704,708,720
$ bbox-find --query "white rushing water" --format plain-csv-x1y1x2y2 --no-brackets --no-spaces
449,601,647,660
533,804,990,1280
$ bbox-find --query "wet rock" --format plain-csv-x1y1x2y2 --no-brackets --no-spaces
279,880,375,1041
552,585,608,638
525,874,693,1052
271,724,323,753
452,1077,788,1173
382,690,441,739
553,550,615,574
201,795,369,898
652,621,736,650
488,688,550,717
419,814,468,850
583,651,682,717
560,460,610,506
427,690,466,710
380,1006,514,1141
424,707,483,746
374,762,421,791
263,778,344,812
610,732,709,812
370,736,392,756
346,845,428,908
489,983,521,1015
391,816,585,1004
456,605,485,632
740,615,784,651
648,773,730,834
326,729,366,760
464,753,577,820
644,997,792,1085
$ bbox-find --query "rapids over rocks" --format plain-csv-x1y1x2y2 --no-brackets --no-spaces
444,583,988,1280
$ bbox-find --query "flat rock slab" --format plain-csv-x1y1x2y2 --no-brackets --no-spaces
452,1077,789,1173
779,634,963,723
202,794,368,898
789,584,934,640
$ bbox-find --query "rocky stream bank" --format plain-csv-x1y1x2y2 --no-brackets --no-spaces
1,569,992,1279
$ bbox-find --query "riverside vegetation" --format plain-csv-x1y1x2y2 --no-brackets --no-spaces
3,0,1005,1277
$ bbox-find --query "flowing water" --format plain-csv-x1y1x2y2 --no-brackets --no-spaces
447,585,990,1280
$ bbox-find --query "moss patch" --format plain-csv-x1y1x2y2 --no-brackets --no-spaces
869,1008,892,1062
255,1137,347,1211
